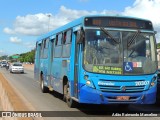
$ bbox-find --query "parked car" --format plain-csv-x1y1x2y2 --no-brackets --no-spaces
9,62,24,73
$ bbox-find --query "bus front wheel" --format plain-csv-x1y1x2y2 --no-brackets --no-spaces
64,82,77,108
40,74,49,93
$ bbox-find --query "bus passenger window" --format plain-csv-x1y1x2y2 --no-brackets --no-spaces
62,30,72,58
58,33,63,45
63,32,67,44
40,39,45,58
42,38,49,58
44,39,49,49
55,36,58,46
66,30,72,44
54,33,63,58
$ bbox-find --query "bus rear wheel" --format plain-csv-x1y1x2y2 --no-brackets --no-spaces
40,74,49,93
64,82,77,108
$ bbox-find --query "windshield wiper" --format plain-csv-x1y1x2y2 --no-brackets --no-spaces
100,27,119,44
127,30,141,48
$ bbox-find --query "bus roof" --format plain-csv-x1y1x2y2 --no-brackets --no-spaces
37,15,152,42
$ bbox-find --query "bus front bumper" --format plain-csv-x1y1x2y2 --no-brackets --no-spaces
79,85,156,104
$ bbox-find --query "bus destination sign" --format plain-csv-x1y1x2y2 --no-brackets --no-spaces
84,17,153,30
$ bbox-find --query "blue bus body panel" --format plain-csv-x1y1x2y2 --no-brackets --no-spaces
79,85,156,104
78,74,157,104
50,59,64,94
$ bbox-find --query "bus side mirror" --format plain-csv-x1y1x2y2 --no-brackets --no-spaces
77,29,84,44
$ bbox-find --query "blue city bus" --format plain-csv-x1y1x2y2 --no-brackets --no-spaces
34,15,158,107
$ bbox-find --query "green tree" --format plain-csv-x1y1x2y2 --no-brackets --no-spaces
157,42,160,49
18,49,35,63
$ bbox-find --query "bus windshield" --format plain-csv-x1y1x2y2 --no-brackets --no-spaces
83,29,157,75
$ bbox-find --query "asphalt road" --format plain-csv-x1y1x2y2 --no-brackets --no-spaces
0,67,160,120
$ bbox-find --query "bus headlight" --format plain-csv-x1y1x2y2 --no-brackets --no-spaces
150,76,157,88
86,80,91,85
86,80,95,88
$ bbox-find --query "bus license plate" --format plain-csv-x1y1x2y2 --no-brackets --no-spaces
116,96,130,100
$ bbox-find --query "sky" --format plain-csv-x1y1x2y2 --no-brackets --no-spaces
0,0,160,56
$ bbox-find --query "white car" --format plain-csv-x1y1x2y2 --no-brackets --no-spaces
1,61,7,67
9,62,24,73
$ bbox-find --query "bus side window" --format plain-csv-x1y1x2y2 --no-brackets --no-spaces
44,39,49,49
58,33,63,45
63,32,67,44
54,33,62,58
66,30,72,44
62,30,72,58
55,36,58,46
51,39,55,60
43,38,49,58
40,39,44,58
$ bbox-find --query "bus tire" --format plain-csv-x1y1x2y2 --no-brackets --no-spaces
64,82,77,108
40,74,49,93
63,84,67,101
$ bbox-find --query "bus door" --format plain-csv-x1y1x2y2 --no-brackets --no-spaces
73,30,83,99
48,36,55,90
35,42,41,80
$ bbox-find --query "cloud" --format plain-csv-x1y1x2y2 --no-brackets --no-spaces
58,6,120,21
0,50,4,54
9,37,22,44
9,36,35,49
123,0,160,42
24,42,36,49
3,6,119,36
3,28,15,34
0,49,6,56
4,13,51,36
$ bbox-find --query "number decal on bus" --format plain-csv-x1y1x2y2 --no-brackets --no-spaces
135,81,150,86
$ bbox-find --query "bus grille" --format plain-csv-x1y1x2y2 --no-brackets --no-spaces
99,85,145,93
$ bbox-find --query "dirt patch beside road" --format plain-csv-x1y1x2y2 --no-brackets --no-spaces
0,72,43,120
0,73,31,111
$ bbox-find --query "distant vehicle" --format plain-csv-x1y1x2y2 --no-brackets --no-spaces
9,62,24,73
1,61,7,67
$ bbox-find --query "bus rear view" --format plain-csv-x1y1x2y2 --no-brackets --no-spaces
80,16,157,105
